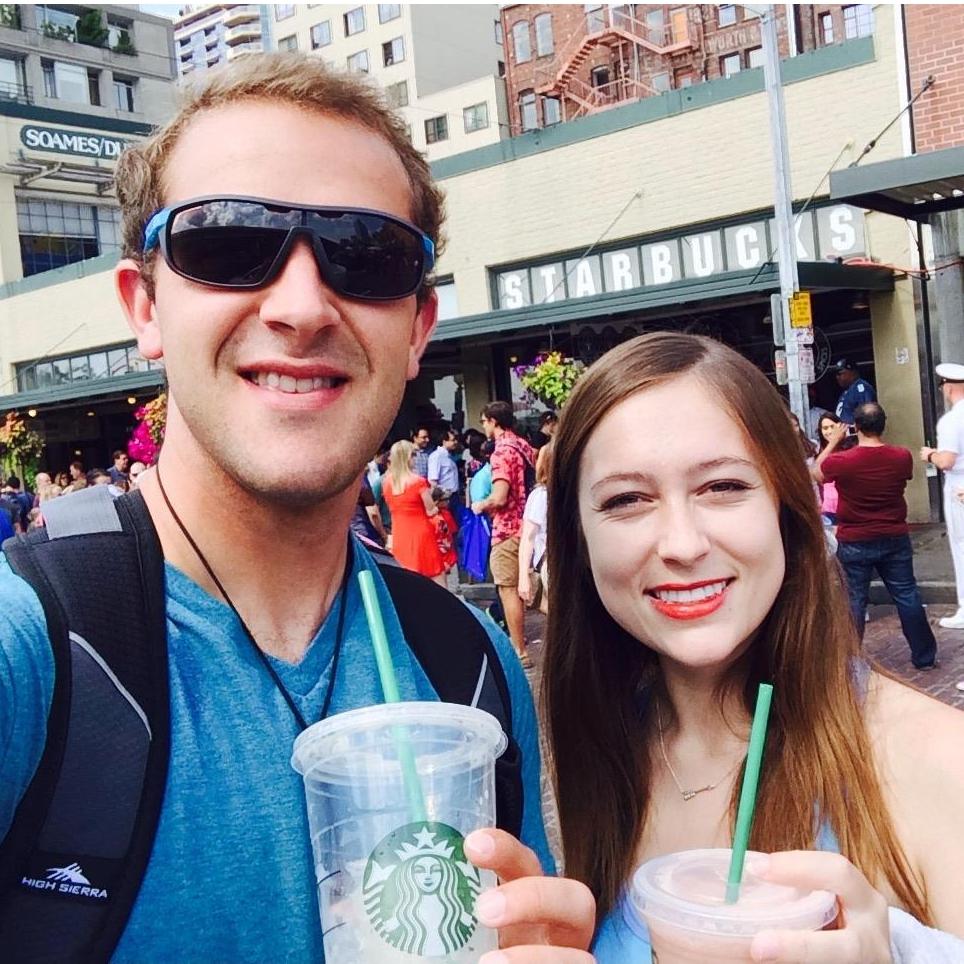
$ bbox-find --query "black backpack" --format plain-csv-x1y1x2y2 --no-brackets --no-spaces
0,486,524,963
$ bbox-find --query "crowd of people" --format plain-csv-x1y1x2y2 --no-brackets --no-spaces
1,50,963,964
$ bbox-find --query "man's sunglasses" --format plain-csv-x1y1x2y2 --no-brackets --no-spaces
142,195,435,301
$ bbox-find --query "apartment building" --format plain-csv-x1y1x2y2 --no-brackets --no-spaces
501,3,875,133
0,3,176,471
271,3,508,158
173,3,271,77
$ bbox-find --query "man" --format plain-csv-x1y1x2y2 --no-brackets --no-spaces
412,424,431,478
427,426,461,503
128,460,147,487
833,357,876,424
812,402,937,669
920,362,964,630
472,401,535,668
1,476,32,532
0,55,592,962
109,449,130,485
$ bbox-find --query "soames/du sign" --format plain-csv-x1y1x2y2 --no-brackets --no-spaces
20,124,129,160
494,204,865,311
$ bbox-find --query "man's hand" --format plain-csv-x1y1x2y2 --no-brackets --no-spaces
920,446,934,463
518,571,533,606
464,829,596,963
471,500,487,515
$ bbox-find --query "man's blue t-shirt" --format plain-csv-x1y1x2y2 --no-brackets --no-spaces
0,538,553,963
835,378,876,424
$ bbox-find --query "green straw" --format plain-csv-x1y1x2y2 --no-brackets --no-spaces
358,570,427,823
726,682,774,903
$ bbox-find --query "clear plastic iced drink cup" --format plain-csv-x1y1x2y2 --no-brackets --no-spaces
631,849,838,964
291,702,507,963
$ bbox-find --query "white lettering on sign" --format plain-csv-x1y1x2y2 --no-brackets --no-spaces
494,205,866,309
539,265,559,302
733,226,761,268
21,125,128,159
573,259,598,297
609,252,635,290
648,244,675,284
828,207,856,252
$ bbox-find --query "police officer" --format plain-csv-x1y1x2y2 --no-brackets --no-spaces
920,362,964,632
834,358,876,424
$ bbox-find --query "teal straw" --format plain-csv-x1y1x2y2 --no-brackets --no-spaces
726,682,774,903
358,571,427,822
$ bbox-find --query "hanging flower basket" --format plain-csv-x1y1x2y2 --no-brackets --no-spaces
128,392,167,465
513,351,585,409
0,411,44,475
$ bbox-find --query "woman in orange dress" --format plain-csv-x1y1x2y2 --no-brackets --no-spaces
383,440,446,586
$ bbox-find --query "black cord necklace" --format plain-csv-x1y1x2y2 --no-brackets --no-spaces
155,467,350,732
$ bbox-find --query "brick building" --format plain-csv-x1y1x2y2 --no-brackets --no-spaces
501,3,875,133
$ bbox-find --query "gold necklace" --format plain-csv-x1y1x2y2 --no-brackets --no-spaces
655,701,746,802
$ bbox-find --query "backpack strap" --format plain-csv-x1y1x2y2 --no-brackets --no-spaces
0,487,169,964
376,562,524,839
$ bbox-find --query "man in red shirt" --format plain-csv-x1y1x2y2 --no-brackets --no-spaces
472,400,535,668
812,402,937,669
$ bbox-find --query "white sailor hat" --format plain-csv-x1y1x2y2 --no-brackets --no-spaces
936,362,964,382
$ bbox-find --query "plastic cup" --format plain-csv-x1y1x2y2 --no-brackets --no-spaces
631,849,837,963
291,702,507,962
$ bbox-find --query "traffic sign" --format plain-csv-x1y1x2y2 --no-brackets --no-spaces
789,291,812,328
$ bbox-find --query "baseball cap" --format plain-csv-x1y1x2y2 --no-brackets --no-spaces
833,358,858,373
936,362,964,383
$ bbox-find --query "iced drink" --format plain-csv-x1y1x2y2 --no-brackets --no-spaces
291,702,507,962
631,849,837,963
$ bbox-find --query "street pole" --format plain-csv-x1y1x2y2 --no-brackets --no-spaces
761,5,808,428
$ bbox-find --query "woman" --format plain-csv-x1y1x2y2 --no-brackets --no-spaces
382,440,446,586
816,412,854,525
53,471,70,490
518,441,551,616
543,333,964,962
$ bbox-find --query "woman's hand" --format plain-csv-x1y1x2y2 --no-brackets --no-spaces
749,851,891,963
464,828,596,963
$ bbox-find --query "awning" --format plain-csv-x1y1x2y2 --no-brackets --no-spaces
434,261,894,342
0,369,163,414
829,146,964,222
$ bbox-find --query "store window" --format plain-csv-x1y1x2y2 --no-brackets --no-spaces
16,341,159,393
378,4,401,23
344,7,365,36
534,13,553,56
463,102,489,133
310,20,331,48
820,12,834,44
543,95,561,126
512,20,530,63
747,46,764,68
519,89,537,131
0,55,27,100
424,114,448,144
382,36,404,66
843,4,873,39
17,199,121,277
720,53,741,78
718,4,738,26
386,80,408,108
113,76,135,112
42,59,100,106
277,34,298,52
275,4,295,21
346,49,369,73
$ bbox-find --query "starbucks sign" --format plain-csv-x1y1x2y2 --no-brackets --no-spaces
494,204,866,311
20,124,129,160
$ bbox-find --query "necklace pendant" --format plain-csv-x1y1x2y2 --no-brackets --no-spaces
682,789,698,801
681,784,716,801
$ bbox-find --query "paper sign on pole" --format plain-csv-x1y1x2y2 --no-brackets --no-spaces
798,347,815,383
792,326,814,346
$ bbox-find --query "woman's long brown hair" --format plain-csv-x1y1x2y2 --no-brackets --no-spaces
542,332,930,925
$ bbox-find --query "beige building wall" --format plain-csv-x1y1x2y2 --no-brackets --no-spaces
435,12,905,313
412,74,507,160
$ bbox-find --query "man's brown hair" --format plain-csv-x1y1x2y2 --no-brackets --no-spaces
114,53,445,301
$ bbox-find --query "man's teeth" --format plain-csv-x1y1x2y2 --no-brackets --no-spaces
253,372,339,393
654,581,728,603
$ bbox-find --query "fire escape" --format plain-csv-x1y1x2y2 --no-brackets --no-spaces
535,6,695,123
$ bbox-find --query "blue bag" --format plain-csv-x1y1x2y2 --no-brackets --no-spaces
457,506,491,581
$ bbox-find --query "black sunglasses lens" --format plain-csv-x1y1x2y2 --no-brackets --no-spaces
309,211,424,298
169,225,286,286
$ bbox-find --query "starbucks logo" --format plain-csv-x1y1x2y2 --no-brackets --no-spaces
363,821,482,957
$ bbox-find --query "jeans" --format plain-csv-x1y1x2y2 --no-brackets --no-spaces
836,534,937,668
